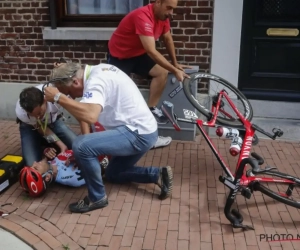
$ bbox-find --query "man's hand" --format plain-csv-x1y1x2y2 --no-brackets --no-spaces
174,63,193,71
44,86,60,102
44,147,57,160
65,154,76,167
174,68,190,82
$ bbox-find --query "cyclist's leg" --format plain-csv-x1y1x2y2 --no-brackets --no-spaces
133,54,168,108
132,54,169,124
132,54,172,148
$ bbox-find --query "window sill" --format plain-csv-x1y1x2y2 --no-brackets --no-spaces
42,27,116,41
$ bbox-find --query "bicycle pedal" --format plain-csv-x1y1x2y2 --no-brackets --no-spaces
272,128,283,137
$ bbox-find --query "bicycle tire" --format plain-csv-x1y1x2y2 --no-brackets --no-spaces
251,170,300,209
183,72,253,128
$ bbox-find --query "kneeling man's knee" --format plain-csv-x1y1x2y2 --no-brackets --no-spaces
72,135,86,156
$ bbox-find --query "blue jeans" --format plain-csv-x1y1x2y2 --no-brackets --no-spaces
72,126,159,202
19,118,77,166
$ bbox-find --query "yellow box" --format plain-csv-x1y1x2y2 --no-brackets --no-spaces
1,155,23,164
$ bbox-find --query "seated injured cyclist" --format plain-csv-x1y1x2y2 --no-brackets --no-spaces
43,61,173,213
19,148,109,197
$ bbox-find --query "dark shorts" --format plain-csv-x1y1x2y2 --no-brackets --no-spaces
107,50,156,78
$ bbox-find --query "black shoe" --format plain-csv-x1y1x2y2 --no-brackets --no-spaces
69,196,108,213
150,107,169,124
157,166,173,200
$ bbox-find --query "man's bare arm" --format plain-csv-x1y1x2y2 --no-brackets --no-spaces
38,126,68,151
139,35,178,74
161,31,193,70
58,94,102,124
161,31,177,65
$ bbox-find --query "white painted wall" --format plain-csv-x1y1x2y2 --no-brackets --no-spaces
210,0,244,87
210,0,300,120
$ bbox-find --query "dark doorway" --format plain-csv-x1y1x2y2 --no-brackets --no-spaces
238,0,300,102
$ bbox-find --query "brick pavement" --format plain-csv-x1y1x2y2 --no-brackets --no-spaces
0,119,300,250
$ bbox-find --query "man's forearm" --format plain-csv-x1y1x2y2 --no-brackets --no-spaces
38,126,55,137
39,127,62,147
164,36,177,65
147,49,178,74
58,94,101,124
80,121,91,135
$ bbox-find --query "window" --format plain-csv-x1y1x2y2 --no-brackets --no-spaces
54,0,148,27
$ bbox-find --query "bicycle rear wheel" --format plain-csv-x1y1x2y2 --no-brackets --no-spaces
250,170,300,208
183,72,253,128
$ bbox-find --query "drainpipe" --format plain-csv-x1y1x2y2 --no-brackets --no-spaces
49,0,57,29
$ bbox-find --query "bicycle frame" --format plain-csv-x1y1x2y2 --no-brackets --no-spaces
196,90,294,187
161,88,294,230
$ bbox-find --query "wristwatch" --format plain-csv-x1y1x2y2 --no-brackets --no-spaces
54,92,62,104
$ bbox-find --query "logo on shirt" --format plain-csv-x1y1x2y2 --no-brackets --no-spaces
61,175,74,179
144,22,152,32
109,66,117,72
83,92,93,99
101,66,118,73
75,171,84,181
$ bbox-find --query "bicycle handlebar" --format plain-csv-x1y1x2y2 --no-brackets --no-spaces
224,157,258,230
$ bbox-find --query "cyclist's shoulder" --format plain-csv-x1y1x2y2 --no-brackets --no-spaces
129,4,153,22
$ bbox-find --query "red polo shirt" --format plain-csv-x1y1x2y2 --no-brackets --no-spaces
108,3,170,59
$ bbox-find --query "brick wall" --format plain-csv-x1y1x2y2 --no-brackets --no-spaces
0,0,214,89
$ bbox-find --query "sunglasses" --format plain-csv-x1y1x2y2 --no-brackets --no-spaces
0,203,18,217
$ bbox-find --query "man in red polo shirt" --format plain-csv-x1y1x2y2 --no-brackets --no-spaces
108,0,190,124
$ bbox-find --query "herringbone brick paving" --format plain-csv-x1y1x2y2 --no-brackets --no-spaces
0,119,300,250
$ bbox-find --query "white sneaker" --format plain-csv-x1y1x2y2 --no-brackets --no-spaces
151,136,172,149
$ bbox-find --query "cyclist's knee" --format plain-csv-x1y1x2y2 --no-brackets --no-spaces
157,68,168,80
149,64,168,80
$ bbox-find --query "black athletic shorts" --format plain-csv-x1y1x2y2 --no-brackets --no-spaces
107,49,156,78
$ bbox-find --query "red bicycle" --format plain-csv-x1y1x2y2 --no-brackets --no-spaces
161,72,300,230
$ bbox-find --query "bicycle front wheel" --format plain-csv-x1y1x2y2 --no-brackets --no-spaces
183,72,253,128
250,170,300,209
